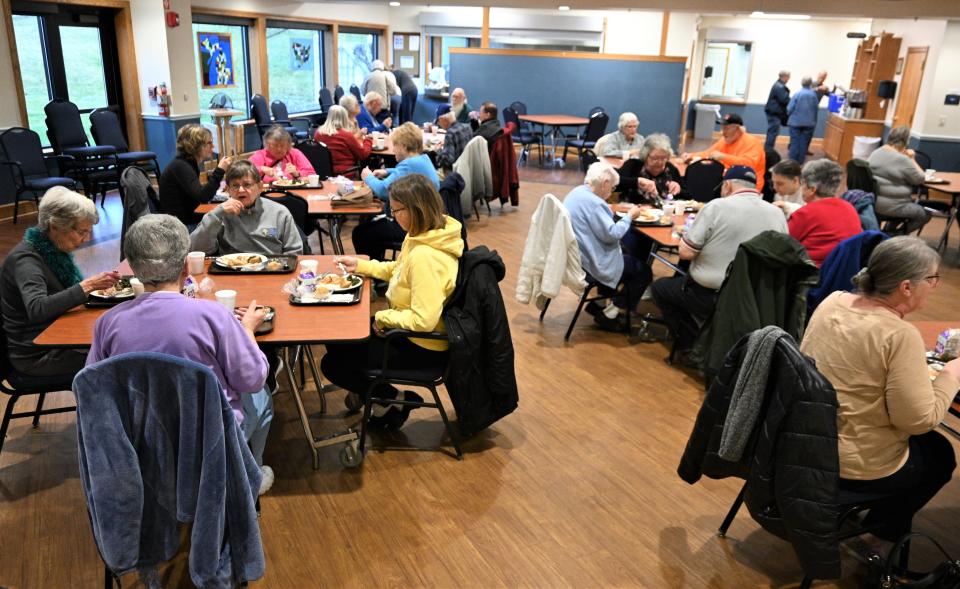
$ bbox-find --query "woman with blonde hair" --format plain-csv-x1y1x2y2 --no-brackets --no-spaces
324,174,463,428
354,122,439,260
159,123,232,227
314,105,372,177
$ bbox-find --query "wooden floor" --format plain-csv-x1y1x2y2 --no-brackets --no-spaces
2,151,960,588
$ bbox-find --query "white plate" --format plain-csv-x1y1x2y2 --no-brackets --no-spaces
90,287,135,300
214,253,267,270
314,273,363,291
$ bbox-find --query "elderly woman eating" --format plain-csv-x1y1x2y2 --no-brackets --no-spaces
314,105,373,177
596,112,643,158
564,162,651,333
868,125,929,233
787,159,862,267
248,126,315,185
0,187,119,377
158,123,233,227
615,133,682,205
801,236,959,547
87,214,276,494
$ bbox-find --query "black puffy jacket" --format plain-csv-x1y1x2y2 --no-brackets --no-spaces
444,246,519,437
678,333,840,580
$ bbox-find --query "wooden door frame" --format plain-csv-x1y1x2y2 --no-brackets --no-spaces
892,46,928,129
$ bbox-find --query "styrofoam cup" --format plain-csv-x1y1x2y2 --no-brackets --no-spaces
187,251,205,275
215,289,237,310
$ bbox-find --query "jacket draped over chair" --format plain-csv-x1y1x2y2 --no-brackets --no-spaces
516,194,585,310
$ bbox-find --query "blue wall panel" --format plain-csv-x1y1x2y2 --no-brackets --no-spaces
450,53,686,144
144,116,200,170
685,100,830,139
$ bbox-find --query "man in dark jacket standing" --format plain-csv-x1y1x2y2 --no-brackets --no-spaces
764,70,790,150
392,66,419,124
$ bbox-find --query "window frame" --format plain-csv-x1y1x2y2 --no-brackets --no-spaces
265,20,328,114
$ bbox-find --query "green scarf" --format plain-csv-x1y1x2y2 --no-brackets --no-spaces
24,227,83,289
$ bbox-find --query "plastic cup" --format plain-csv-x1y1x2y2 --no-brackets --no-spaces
130,278,145,297
375,137,386,150
215,289,237,310
925,169,936,180
662,203,676,217
307,174,320,187
299,260,319,275
187,251,205,275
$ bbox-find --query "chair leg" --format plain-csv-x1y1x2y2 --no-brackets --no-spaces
718,484,746,537
564,284,595,341
539,298,551,322
430,385,462,459
13,191,21,224
357,382,376,454
798,577,812,589
0,394,21,456
32,392,46,428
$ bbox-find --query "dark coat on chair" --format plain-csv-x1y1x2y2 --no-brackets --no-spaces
807,230,888,314
489,122,519,206
74,352,265,587
444,246,518,437
678,333,841,581
697,231,820,378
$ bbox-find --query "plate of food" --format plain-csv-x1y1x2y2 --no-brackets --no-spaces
316,273,363,291
632,210,671,226
89,278,135,301
272,178,308,188
214,253,267,271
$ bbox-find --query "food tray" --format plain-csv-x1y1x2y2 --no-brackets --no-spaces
84,297,133,308
289,288,363,306
632,219,673,227
208,254,298,274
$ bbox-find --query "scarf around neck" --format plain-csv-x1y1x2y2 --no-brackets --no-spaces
24,227,83,289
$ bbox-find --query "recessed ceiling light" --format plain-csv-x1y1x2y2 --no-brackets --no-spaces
749,11,811,19
389,1,400,5
558,5,570,10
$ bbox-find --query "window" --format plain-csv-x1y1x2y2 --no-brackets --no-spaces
338,31,378,90
440,36,469,80
12,15,50,141
193,21,251,122
266,25,324,114
701,41,753,100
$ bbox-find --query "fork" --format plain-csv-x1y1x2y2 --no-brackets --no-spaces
337,261,348,276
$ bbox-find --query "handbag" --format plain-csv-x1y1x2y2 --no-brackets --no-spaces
873,533,960,589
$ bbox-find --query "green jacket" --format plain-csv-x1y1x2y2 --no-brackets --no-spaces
697,231,820,376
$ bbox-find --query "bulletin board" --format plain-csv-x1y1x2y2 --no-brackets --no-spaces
392,32,421,78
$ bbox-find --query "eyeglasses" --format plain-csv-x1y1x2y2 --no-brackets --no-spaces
923,274,941,286
204,141,214,146
71,226,92,239
391,205,408,214
228,182,259,192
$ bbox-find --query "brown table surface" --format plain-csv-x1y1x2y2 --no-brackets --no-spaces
912,320,960,417
923,172,960,208
611,203,684,247
196,182,384,216
519,114,590,126
33,256,372,348
369,132,444,158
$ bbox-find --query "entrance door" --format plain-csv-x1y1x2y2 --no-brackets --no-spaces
892,47,928,129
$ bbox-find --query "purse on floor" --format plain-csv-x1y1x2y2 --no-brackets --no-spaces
872,533,960,589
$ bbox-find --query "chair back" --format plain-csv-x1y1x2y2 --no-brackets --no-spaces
439,171,467,245
584,112,609,143
295,140,333,178
684,159,725,202
762,147,781,202
579,149,599,173
333,85,345,103
270,100,292,123
89,109,130,153
44,99,90,151
509,101,528,116
0,127,48,177
262,189,312,253
319,88,334,110
119,166,159,260
349,85,362,102
588,106,606,117
502,107,521,134
913,150,932,171
435,103,451,121
250,94,272,127
845,158,878,195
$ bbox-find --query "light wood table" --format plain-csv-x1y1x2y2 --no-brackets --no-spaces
202,108,244,157
519,114,590,168
913,320,960,420
921,172,960,252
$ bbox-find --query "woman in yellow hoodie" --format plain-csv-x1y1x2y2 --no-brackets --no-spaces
322,173,464,428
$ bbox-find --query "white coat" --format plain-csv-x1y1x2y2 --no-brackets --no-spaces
516,193,586,310
453,136,493,214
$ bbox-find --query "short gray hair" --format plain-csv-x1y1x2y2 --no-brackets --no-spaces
801,159,842,197
339,94,358,112
585,161,619,189
124,214,190,286
263,125,292,145
370,59,384,70
801,76,813,88
617,112,639,133
438,112,456,125
37,186,98,232
853,236,940,297
726,178,756,191
779,69,790,78
887,125,911,149
362,92,382,108
639,133,674,162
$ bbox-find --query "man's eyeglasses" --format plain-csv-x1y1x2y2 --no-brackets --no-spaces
228,182,259,192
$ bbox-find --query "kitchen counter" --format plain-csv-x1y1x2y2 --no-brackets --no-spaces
823,113,885,166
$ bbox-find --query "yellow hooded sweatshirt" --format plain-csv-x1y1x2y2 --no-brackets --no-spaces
355,216,464,351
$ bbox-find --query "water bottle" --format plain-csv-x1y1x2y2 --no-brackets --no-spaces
683,213,696,235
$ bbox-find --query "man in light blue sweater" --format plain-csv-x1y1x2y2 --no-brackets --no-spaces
786,76,819,164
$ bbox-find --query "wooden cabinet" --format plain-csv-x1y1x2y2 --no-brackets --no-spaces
823,113,885,166
850,33,902,121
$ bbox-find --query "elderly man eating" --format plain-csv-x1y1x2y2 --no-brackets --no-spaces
435,111,474,170
450,87,472,124
597,112,644,158
357,92,392,134
682,113,766,192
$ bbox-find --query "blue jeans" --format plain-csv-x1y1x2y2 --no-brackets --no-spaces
765,114,781,149
788,126,814,163
241,387,274,467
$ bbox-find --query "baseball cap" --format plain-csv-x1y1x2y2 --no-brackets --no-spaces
722,113,744,126
722,165,757,183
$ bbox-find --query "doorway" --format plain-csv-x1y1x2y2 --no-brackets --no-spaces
892,47,928,129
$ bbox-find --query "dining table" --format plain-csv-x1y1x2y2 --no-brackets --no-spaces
922,172,960,252
518,114,590,168
34,255,373,469
912,320,960,422
612,202,687,273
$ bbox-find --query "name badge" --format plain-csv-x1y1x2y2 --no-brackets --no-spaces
261,227,279,238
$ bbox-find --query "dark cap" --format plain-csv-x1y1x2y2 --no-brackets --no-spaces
722,113,744,126
722,165,757,183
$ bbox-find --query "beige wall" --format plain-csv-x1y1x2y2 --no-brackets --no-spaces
129,0,171,116
922,21,960,138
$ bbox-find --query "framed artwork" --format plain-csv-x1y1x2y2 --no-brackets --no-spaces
197,32,235,89
290,37,313,70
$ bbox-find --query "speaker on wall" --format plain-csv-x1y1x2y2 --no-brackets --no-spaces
877,80,898,99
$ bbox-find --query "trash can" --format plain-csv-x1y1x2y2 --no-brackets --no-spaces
852,136,881,160
694,103,722,140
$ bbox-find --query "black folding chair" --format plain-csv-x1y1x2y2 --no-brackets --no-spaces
89,109,160,181
0,127,75,223
296,139,334,178
251,94,299,147
683,159,725,202
44,99,120,206
270,100,309,141
563,111,608,161
539,271,632,341
503,107,542,167
333,85,345,103
349,85,362,102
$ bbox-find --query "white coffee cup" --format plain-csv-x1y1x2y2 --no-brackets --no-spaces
662,203,676,217
187,251,205,275
215,289,237,310
925,169,936,180
307,174,320,187
130,278,145,297
375,137,386,150
299,259,319,275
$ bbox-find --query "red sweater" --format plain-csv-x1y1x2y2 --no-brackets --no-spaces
788,198,862,266
314,129,372,177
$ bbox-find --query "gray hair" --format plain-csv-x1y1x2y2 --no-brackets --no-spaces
801,76,813,88
639,133,674,162
339,94,358,112
585,161,619,189
124,214,190,286
726,178,756,190
370,59,384,71
263,125,292,145
779,69,790,78
317,105,351,136
438,112,456,125
887,125,911,149
853,236,940,297
37,186,98,232
801,159,842,197
362,92,382,108
617,112,639,133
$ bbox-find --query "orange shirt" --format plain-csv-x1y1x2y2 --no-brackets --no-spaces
692,132,766,191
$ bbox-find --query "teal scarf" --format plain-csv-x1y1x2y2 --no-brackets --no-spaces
24,227,83,289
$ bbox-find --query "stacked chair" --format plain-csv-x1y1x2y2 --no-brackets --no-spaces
44,99,120,206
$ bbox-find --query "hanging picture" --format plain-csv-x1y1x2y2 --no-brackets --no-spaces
197,32,235,89
290,37,313,70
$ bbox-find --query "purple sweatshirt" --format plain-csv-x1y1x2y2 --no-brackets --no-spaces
87,291,268,424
